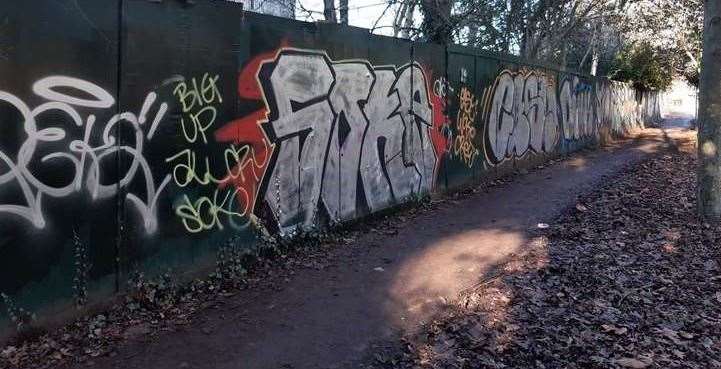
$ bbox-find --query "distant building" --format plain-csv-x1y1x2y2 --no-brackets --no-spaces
223,0,295,19
662,79,698,119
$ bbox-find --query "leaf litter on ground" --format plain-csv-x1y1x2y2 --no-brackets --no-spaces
377,148,721,368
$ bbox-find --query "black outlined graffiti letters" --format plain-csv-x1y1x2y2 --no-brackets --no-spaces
259,50,437,233
487,70,559,163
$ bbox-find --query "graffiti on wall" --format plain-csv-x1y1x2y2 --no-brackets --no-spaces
452,86,479,168
227,49,440,233
0,66,632,239
559,76,596,140
596,81,646,134
486,70,560,163
213,45,282,234
0,65,645,240
0,76,171,233
429,75,453,162
166,73,252,234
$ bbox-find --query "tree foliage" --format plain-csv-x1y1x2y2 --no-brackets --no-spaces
618,0,703,87
384,0,702,82
393,0,631,74
610,42,674,91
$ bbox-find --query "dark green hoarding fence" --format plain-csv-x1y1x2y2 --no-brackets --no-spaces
0,0,661,334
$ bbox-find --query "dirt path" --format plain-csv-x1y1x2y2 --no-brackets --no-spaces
78,122,694,369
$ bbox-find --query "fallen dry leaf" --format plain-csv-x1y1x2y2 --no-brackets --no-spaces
616,357,650,368
380,146,720,369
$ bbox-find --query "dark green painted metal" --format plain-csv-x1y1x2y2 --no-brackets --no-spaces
0,0,121,323
0,0,658,331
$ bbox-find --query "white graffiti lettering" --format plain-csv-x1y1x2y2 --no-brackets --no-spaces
560,76,595,140
323,62,374,221
487,70,559,163
260,50,438,233
0,76,171,233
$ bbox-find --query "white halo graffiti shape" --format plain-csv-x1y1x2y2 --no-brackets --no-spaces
33,76,115,109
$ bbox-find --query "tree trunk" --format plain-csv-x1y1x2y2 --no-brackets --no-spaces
698,0,721,219
502,1,511,53
401,2,416,38
420,0,452,44
590,49,599,76
579,23,597,73
324,0,337,22
339,0,348,24
393,2,408,37
467,22,479,47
